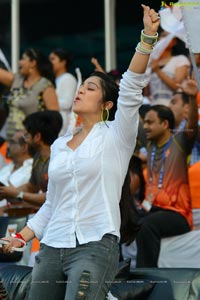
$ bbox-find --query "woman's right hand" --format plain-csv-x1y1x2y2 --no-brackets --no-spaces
0,236,22,253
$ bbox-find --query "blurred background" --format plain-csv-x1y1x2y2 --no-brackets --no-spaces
0,0,162,78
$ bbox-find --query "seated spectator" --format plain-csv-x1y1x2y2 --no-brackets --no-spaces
0,130,33,213
0,110,62,207
135,79,198,267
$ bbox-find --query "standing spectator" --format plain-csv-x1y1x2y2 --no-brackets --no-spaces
0,48,59,139
135,79,198,267
144,31,190,106
49,48,77,135
1,5,160,300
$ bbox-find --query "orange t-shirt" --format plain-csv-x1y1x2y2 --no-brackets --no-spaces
0,141,11,164
188,161,200,209
145,132,193,227
197,92,200,125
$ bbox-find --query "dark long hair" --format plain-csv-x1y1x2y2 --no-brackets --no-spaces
171,38,189,57
51,48,73,71
89,71,119,121
120,170,141,246
24,48,54,83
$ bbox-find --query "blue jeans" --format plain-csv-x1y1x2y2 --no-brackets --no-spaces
28,234,119,300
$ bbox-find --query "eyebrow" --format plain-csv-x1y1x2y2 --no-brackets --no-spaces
85,81,100,89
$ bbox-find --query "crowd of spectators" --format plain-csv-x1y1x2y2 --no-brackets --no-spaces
0,6,200,299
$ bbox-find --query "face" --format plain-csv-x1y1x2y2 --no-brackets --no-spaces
19,53,35,76
143,110,166,141
23,131,39,155
73,76,104,117
169,94,188,125
49,53,66,74
6,132,26,159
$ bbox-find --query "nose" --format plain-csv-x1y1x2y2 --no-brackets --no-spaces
78,85,85,94
143,122,148,130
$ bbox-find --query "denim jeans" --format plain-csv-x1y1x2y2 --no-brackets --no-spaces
28,234,119,300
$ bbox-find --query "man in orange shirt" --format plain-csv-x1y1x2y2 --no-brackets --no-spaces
136,79,198,267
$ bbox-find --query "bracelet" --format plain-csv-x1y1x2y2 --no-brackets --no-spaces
12,232,26,252
141,29,158,46
135,42,153,55
14,232,26,242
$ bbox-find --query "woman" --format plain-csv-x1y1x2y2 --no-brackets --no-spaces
1,5,160,300
145,31,191,106
0,48,59,139
49,48,77,135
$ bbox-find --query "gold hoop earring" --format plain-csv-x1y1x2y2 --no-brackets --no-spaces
105,108,109,121
101,108,109,122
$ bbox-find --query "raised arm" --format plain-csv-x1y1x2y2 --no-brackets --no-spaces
0,68,14,87
128,5,160,74
181,78,199,140
91,57,105,73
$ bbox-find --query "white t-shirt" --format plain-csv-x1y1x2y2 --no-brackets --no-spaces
149,55,190,106
55,73,77,136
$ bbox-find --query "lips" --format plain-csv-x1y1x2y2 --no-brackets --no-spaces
74,97,81,104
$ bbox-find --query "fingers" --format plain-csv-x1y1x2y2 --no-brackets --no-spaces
141,4,150,13
142,4,160,22
0,239,12,253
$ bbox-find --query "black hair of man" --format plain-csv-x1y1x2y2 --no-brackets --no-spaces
173,91,190,105
147,105,175,131
23,110,63,145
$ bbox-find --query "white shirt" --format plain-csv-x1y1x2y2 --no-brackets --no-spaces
149,55,190,106
0,158,33,207
55,73,77,136
27,70,145,248
0,158,33,187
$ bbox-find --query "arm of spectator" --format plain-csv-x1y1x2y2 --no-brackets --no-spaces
91,57,105,73
42,86,60,110
180,78,199,139
0,182,46,207
0,68,14,87
151,60,189,91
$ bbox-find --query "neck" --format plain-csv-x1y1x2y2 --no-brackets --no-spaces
26,72,41,84
155,131,171,147
12,154,32,171
80,115,101,135
39,145,50,161
55,69,67,78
